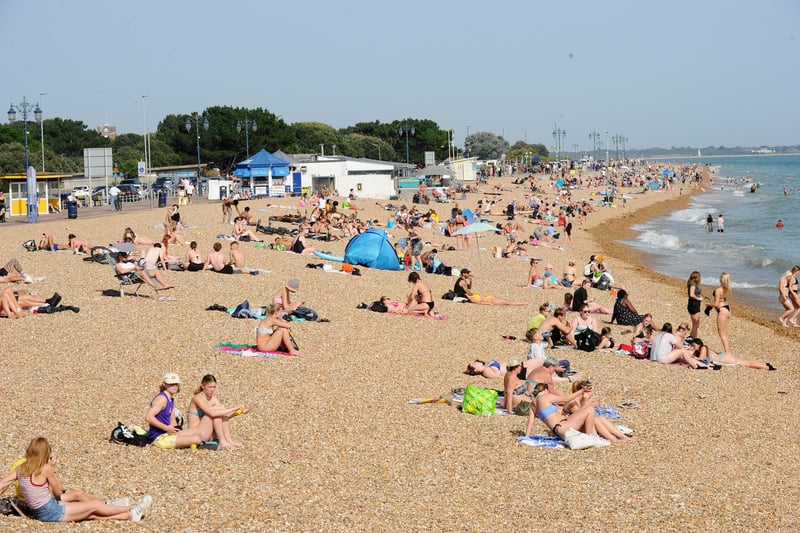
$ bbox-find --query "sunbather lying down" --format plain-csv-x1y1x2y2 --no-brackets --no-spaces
0,288,79,318
453,269,526,306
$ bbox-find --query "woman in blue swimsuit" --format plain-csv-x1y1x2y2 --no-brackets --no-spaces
524,383,607,449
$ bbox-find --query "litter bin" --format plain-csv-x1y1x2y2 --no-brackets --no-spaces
67,201,78,219
219,186,228,200
158,190,168,208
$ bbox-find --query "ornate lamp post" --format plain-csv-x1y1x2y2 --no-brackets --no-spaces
7,97,43,172
236,118,257,159
398,125,415,164
552,123,566,161
185,113,209,183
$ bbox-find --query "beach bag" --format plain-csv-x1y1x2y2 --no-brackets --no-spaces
22,240,37,252
291,306,318,321
441,290,456,301
575,329,601,352
461,385,498,416
633,341,650,360
110,422,148,447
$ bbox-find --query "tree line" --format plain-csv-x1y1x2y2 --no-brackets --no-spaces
0,105,552,180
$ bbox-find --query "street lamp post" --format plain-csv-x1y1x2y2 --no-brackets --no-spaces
552,123,566,161
7,97,43,173
588,131,601,163
39,92,47,172
236,118,257,159
465,126,471,157
572,143,580,161
185,113,209,184
398,125,415,165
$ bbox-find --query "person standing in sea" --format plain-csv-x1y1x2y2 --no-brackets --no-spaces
706,213,714,233
717,214,725,233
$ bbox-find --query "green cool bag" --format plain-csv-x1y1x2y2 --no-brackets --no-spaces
461,385,498,415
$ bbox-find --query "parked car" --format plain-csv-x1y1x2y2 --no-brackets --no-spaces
152,176,176,194
116,184,142,202
72,185,91,199
92,186,108,205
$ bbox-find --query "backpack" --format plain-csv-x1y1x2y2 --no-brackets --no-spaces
291,306,318,321
110,422,149,447
22,240,37,252
575,329,601,352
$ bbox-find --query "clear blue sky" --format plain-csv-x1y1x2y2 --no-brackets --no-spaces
2,0,798,152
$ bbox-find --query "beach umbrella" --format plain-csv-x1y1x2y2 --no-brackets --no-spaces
555,179,565,188
451,221,501,275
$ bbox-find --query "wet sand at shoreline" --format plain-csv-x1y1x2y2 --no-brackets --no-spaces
0,170,797,531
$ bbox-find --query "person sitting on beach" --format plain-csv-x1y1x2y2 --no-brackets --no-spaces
290,225,317,255
114,251,171,291
631,313,656,347
649,322,687,363
571,278,612,314
562,260,578,287
524,383,605,450
272,278,302,314
527,303,551,331
501,358,534,415
401,272,434,316
229,241,258,274
255,304,302,355
140,244,175,288
0,437,153,522
611,289,644,326
542,263,565,289
204,242,234,274
570,305,599,345
689,337,776,371
233,217,263,242
597,327,615,350
185,241,204,272
528,258,544,287
454,268,526,306
187,374,250,449
562,380,632,443
538,307,574,347
145,373,206,449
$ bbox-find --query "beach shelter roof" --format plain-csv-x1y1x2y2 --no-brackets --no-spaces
414,165,453,177
232,149,290,178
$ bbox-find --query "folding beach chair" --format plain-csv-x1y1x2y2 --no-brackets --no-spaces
106,252,156,298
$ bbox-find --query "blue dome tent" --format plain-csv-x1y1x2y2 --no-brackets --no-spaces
343,229,403,271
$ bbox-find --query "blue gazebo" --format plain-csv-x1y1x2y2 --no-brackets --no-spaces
232,149,291,196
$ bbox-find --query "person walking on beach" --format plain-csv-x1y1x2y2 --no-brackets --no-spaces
712,272,732,353
778,265,800,327
706,214,713,233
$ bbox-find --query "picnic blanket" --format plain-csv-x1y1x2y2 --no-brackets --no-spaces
215,342,294,358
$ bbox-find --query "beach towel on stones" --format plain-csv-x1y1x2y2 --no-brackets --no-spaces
517,435,566,449
215,342,292,358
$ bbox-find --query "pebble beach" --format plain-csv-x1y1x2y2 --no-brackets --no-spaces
1,169,798,531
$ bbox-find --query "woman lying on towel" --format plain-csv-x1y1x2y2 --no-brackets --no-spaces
562,380,632,443
688,338,776,371
454,269,526,306
255,304,302,356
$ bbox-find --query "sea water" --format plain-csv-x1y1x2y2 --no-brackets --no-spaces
623,154,800,312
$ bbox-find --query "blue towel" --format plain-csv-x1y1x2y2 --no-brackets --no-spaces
517,434,565,449
594,405,622,419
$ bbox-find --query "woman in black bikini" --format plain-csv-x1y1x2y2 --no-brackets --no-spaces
686,271,703,338
713,272,732,353
403,272,434,316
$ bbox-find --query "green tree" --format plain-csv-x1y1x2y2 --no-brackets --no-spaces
465,132,509,160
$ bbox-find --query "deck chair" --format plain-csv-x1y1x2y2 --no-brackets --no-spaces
106,252,156,298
